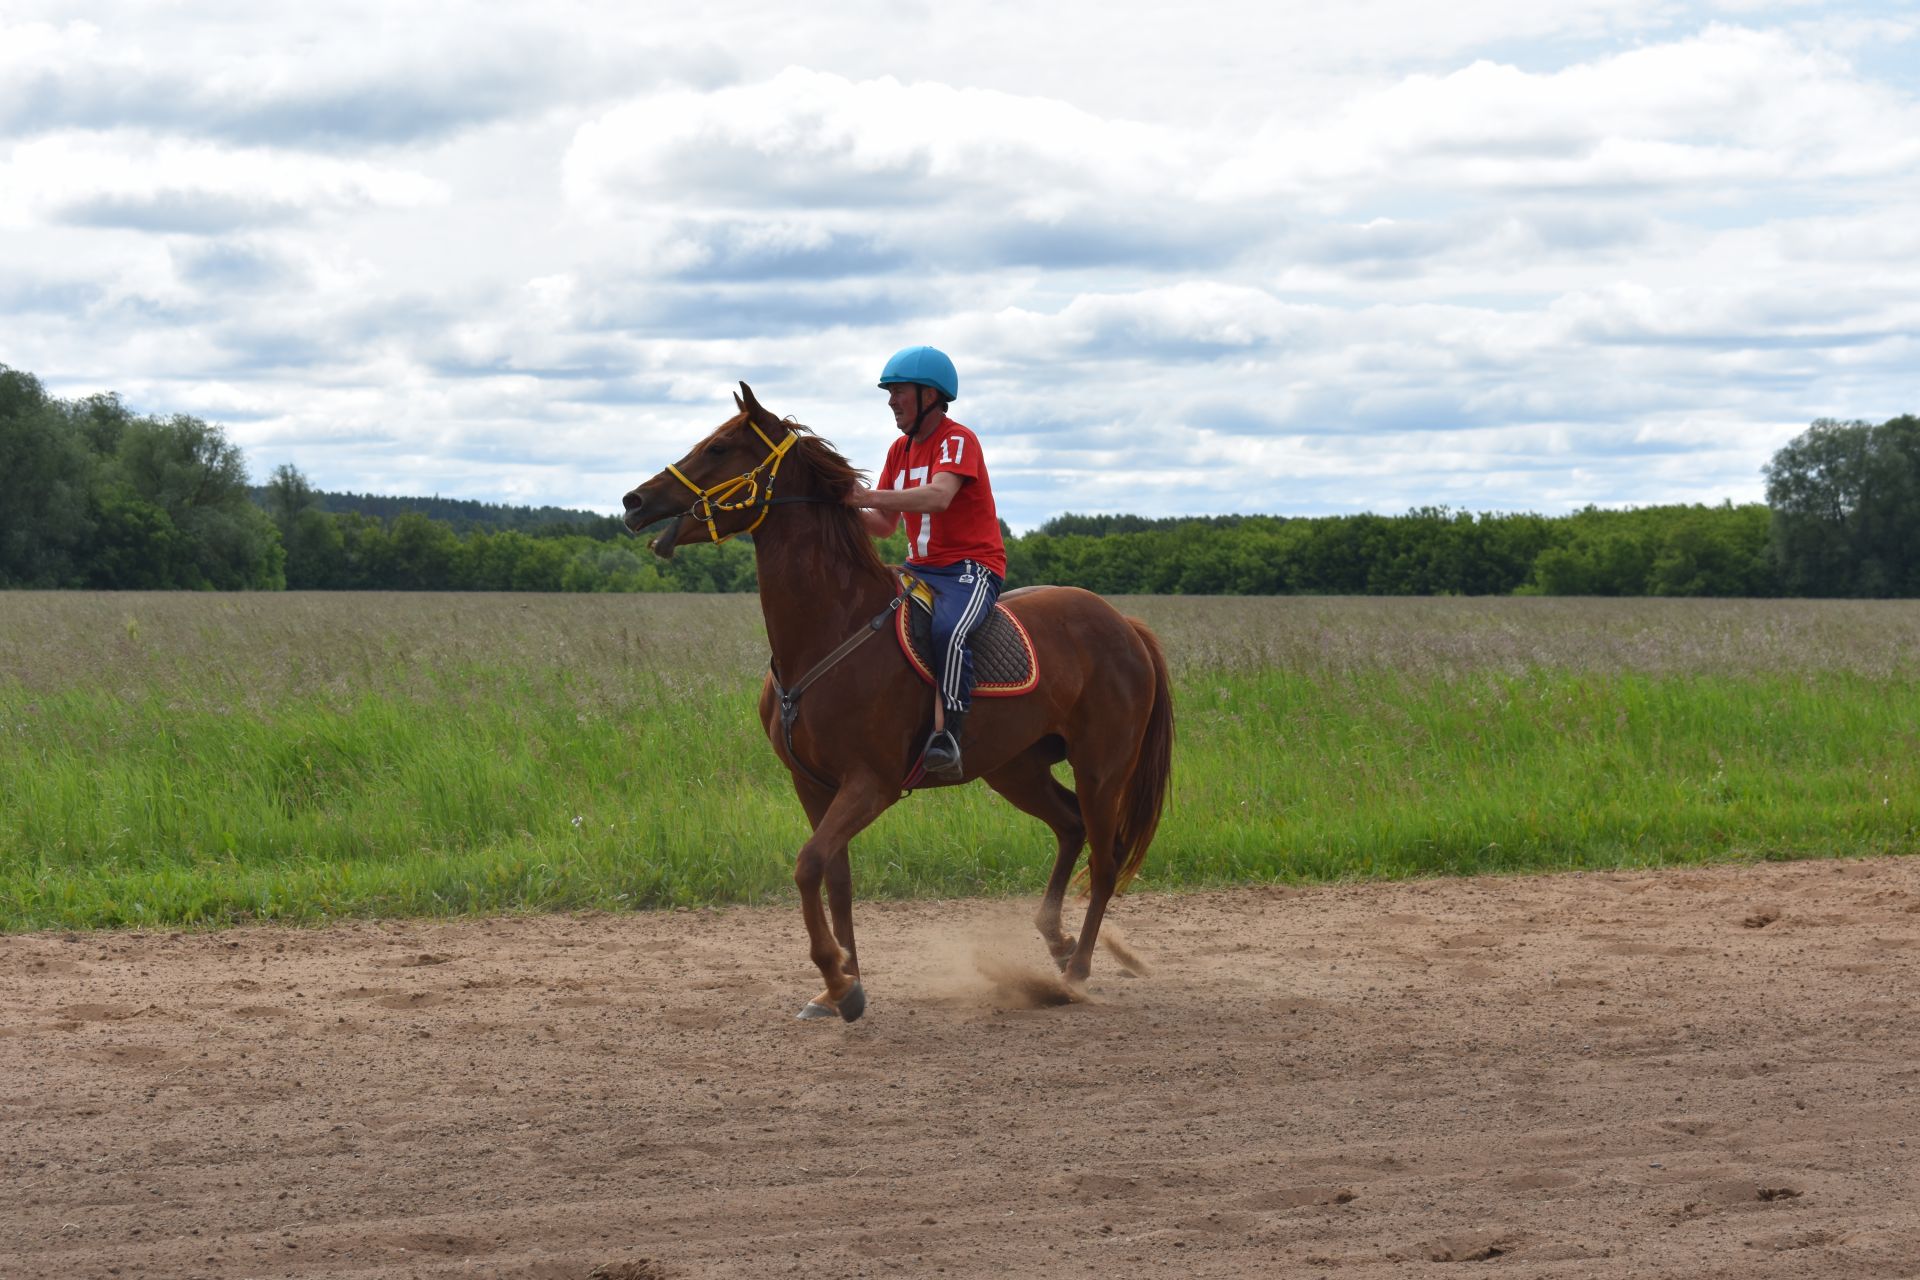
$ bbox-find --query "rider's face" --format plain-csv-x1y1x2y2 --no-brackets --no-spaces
885,383,931,434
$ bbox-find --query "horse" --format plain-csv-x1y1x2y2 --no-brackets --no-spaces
621,384,1174,1022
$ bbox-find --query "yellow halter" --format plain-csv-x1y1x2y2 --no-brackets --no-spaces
664,419,799,544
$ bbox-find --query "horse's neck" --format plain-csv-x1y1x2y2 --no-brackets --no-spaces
753,517,894,678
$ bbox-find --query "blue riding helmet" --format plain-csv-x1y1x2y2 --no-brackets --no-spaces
878,346,959,401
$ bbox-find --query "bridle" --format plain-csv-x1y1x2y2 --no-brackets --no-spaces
663,417,819,544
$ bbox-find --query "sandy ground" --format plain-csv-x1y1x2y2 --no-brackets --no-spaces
5,858,1920,1280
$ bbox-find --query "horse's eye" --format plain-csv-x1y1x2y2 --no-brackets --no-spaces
704,441,729,458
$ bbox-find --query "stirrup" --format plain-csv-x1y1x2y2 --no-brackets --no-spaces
922,729,963,776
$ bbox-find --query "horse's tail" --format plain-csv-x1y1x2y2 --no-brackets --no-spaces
1113,618,1175,894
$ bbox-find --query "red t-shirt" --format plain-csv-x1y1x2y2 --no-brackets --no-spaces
879,416,1007,578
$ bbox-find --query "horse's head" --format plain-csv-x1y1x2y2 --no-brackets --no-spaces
621,382,799,558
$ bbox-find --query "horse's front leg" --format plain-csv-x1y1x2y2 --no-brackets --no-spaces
824,846,858,980
792,776,893,1023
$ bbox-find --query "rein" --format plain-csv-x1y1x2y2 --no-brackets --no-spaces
770,584,908,790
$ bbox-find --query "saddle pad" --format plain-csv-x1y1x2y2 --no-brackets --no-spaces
894,591,1039,697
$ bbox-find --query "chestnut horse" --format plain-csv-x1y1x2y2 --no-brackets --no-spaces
621,384,1174,1022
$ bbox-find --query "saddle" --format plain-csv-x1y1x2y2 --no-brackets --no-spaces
893,570,1038,696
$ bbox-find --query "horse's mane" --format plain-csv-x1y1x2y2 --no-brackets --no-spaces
751,415,891,584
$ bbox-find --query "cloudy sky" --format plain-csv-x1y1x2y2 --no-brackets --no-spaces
3,1,1916,529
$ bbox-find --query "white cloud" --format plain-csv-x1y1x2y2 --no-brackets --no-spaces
0,13,734,148
1212,26,1920,200
1,134,446,232
566,67,1202,214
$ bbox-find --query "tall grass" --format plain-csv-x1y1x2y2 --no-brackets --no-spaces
3,593,1917,930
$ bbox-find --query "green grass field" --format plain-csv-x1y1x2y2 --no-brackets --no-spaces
3,592,1917,930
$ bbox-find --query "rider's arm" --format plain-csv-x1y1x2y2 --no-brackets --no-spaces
848,472,962,515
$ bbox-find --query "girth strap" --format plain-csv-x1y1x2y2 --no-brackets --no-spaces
770,586,908,790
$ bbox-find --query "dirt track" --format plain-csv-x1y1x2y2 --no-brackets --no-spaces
6,857,1920,1279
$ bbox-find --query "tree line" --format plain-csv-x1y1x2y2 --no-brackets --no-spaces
4,364,1914,596
1007,502,1780,597
250,483,630,539
261,462,761,593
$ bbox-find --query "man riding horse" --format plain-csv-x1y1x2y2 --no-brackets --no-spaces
621,375,1172,1021
845,346,1005,777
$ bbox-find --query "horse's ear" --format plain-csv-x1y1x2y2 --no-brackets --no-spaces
733,389,745,413
737,381,779,430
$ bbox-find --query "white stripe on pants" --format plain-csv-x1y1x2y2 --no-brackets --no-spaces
941,559,993,712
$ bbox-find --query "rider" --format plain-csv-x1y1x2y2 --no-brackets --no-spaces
846,346,1006,776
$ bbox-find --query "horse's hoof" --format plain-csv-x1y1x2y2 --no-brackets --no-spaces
838,981,867,1023
796,1000,838,1021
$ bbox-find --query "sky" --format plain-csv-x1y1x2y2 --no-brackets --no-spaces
3,1,1916,531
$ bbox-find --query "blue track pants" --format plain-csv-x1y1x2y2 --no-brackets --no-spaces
911,559,1003,713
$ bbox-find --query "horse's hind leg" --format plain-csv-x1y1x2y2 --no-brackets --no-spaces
1058,737,1139,985
983,744,1084,965
1064,812,1120,985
